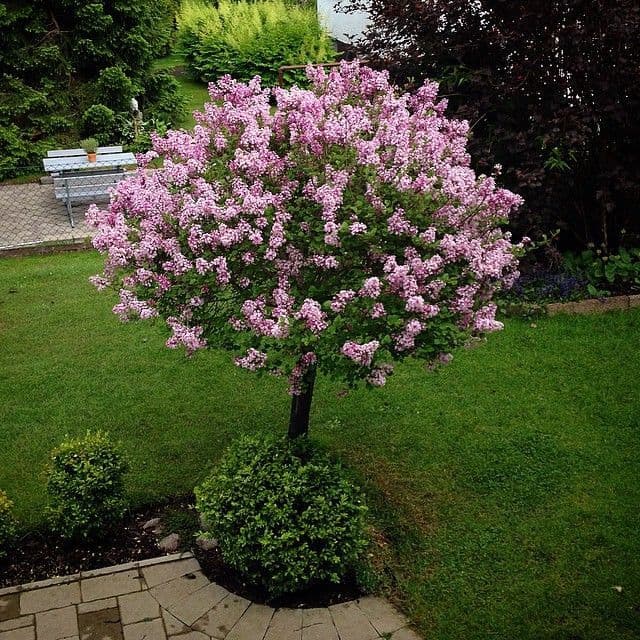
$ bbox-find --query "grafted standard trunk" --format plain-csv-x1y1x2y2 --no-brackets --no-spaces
287,364,316,438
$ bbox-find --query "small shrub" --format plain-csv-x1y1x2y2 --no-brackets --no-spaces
195,435,369,597
565,248,640,296
82,104,116,143
141,70,186,125
0,490,17,559
46,431,129,540
96,66,135,111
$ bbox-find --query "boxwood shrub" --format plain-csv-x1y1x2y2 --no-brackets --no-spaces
46,431,129,540
0,490,17,560
195,435,369,597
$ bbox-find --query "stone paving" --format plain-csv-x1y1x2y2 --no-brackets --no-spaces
0,553,422,640
0,182,95,251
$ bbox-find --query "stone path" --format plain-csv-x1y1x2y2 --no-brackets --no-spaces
0,553,422,640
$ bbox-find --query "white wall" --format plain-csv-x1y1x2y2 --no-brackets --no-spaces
317,0,370,44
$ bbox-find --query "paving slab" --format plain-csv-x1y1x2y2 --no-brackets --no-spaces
161,610,191,636
0,614,33,632
167,582,229,626
329,601,379,640
81,570,141,602
356,596,408,635
192,593,250,639
118,591,161,625
0,594,20,621
20,582,81,614
122,618,166,640
142,557,202,589
264,608,302,640
225,603,274,640
77,606,123,640
0,626,35,640
149,573,210,610
301,608,338,640
36,606,79,640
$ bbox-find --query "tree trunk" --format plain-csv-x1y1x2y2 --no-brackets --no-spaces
287,365,316,438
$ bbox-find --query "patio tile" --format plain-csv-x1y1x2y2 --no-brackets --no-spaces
0,594,19,621
0,614,33,632
36,606,78,640
77,606,123,640
0,626,35,640
142,558,201,589
81,570,141,602
20,583,81,614
301,608,338,640
225,603,274,640
149,573,209,610
167,582,228,626
192,593,250,639
119,591,160,625
355,596,408,635
329,601,379,640
264,608,302,640
122,618,166,640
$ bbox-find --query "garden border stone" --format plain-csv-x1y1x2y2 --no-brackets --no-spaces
547,293,640,315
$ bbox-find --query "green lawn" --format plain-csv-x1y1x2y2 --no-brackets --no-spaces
1,251,639,639
153,52,210,129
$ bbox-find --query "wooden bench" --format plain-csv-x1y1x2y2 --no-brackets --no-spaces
53,173,126,228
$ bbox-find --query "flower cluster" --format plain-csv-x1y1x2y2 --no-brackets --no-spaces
88,61,524,394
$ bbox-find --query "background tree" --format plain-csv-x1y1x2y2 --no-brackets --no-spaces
342,0,640,252
0,0,182,177
89,62,524,437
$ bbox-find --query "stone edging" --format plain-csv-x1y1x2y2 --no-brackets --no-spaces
547,293,640,316
0,552,193,597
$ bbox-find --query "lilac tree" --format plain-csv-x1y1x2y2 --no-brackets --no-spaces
88,61,525,438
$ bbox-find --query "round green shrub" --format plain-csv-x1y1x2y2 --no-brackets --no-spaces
0,490,17,560
96,66,135,111
82,104,116,142
142,70,186,125
46,431,129,540
195,435,369,597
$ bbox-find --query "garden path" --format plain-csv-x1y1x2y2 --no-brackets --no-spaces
0,552,422,640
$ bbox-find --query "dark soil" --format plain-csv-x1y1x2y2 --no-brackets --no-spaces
0,495,363,608
194,545,364,609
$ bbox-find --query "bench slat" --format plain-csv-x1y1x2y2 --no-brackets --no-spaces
53,175,124,187
54,188,114,200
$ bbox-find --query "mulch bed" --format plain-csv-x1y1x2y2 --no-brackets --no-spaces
0,495,363,608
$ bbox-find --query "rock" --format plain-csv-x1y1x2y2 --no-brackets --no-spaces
143,517,162,530
158,533,181,553
196,536,218,551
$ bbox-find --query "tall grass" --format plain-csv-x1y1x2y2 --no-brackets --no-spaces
177,0,336,86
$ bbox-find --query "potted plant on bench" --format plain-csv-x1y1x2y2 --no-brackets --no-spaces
80,138,98,163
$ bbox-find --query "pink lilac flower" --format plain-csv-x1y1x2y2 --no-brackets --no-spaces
341,340,380,367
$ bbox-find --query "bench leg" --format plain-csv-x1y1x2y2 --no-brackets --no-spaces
64,180,75,228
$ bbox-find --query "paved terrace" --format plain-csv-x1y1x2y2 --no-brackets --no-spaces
0,182,95,251
0,553,422,640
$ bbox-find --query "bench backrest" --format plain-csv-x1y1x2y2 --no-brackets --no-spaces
47,146,123,158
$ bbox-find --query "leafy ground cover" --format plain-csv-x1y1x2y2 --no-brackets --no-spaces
1,251,638,639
